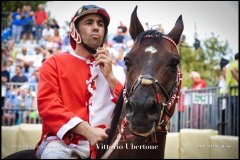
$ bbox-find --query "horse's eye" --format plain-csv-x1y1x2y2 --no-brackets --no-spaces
169,58,179,68
124,59,132,72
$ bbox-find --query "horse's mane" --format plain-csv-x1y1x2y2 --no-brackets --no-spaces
134,30,163,48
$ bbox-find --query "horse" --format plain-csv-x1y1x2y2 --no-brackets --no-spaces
95,6,184,159
4,6,183,159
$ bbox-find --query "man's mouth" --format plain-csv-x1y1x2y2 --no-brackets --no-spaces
91,34,100,39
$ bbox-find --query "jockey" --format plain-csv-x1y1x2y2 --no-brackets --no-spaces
35,4,123,159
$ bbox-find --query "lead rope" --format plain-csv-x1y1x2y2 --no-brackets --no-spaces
100,117,128,159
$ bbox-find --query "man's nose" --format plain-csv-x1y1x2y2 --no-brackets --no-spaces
92,22,99,32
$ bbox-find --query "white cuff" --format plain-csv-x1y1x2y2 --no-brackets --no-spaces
57,117,83,139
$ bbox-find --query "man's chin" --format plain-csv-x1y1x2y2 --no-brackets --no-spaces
88,43,101,50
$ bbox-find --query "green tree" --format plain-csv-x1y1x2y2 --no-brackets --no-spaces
203,33,231,86
180,33,231,88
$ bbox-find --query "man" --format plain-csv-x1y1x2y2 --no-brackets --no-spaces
35,5,123,159
11,65,28,83
225,53,238,135
226,53,239,95
190,71,207,89
189,71,207,128
1,61,10,109
34,4,48,42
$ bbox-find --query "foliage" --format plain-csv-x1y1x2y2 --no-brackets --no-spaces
180,33,231,88
2,1,47,13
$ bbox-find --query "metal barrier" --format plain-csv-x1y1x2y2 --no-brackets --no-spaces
2,82,40,126
2,108,41,126
168,86,239,136
2,83,238,136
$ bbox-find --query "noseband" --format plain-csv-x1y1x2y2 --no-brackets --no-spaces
123,35,182,131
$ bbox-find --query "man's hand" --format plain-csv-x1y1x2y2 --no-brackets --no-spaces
94,47,113,79
94,47,117,93
71,121,108,147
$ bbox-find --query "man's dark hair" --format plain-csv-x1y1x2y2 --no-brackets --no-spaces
235,52,239,60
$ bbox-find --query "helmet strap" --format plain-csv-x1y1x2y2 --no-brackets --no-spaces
81,41,97,54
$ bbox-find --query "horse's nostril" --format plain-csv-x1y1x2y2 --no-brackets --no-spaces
146,101,159,118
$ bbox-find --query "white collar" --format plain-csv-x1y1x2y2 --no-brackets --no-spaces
69,51,95,65
69,50,87,61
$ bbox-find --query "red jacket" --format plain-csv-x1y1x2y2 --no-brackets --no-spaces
192,79,207,89
35,52,123,157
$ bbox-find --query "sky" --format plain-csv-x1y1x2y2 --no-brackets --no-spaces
46,1,239,56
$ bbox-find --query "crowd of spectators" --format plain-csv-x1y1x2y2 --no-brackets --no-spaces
1,4,135,126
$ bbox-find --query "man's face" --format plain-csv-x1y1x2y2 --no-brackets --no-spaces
15,66,22,75
78,14,105,49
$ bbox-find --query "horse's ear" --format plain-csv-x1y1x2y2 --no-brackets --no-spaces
129,6,144,41
167,15,184,45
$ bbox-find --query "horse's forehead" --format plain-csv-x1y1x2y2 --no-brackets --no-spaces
145,45,157,54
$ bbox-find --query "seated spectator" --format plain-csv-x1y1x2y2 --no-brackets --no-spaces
11,65,28,84
14,87,34,123
2,45,9,63
6,57,16,80
8,40,18,60
42,22,54,41
113,26,125,43
2,61,10,109
51,19,60,29
52,28,62,49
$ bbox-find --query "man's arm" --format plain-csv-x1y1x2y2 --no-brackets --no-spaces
71,121,108,147
231,67,239,81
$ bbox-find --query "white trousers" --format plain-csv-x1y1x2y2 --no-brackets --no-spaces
40,140,90,159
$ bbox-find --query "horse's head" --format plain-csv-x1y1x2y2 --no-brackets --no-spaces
124,6,184,137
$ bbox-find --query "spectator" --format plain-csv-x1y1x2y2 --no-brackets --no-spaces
2,61,10,109
8,40,18,60
52,28,62,49
42,22,54,41
34,4,48,42
11,65,28,83
225,53,239,135
190,71,207,89
6,58,16,80
50,19,60,29
218,57,229,95
226,53,239,95
22,5,34,43
62,31,71,51
14,87,34,123
16,46,32,65
2,45,10,63
113,26,125,43
9,7,23,43
190,71,207,129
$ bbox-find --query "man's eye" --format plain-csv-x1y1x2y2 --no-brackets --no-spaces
86,22,92,25
98,23,104,27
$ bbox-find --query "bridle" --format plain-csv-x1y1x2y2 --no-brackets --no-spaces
123,35,182,132
100,35,182,159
